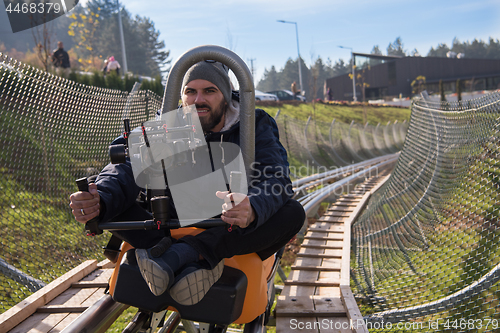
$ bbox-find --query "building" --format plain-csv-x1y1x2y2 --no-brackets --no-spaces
325,53,500,101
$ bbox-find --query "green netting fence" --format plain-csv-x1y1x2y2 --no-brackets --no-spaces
352,92,500,332
0,53,160,312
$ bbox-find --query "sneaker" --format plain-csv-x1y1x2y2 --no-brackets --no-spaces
169,260,225,306
135,248,175,296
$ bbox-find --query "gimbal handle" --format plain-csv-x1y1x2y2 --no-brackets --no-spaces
75,177,103,236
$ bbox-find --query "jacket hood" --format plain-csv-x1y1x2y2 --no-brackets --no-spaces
220,99,240,132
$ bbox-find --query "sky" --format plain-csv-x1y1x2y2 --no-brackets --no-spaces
3,0,500,84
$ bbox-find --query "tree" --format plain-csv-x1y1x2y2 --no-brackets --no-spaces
427,43,450,57
427,37,500,59
387,37,406,57
256,66,280,92
30,9,57,71
451,37,466,55
371,45,382,55
280,57,309,98
76,0,171,77
411,75,426,95
68,7,102,71
280,58,298,91
331,58,350,77
130,16,171,75
410,48,421,57
486,38,500,59
309,57,324,104
467,39,488,59
350,65,370,122
369,45,383,66
86,0,118,19
350,65,371,102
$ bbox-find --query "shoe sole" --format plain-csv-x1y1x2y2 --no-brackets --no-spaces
170,260,225,306
135,249,171,296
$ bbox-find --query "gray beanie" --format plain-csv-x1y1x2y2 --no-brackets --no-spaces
182,61,232,104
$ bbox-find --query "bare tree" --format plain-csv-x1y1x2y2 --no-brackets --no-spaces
31,15,55,71
350,65,370,123
225,26,237,51
309,56,320,116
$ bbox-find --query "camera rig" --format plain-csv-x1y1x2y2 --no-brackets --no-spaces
77,108,244,237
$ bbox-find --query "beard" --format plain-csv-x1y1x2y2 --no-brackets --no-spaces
197,99,227,132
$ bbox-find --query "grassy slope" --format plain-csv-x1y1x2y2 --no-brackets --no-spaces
257,102,411,124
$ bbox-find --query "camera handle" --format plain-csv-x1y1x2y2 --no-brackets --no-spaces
74,177,227,234
75,177,103,236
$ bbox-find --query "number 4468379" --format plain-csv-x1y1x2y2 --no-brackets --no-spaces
5,2,62,14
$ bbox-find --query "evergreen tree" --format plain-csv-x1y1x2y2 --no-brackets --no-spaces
370,45,383,66
324,57,335,78
427,38,500,59
309,57,328,101
371,45,382,55
331,59,350,77
451,37,466,55
410,48,421,57
73,0,171,77
257,66,280,92
427,43,450,57
280,58,300,92
132,16,171,75
387,37,406,56
86,0,118,19
467,39,488,59
486,38,500,59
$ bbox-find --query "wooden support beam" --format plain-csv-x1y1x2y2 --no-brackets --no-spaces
305,228,343,234
297,253,342,259
284,280,340,287
340,286,369,333
304,235,343,241
0,260,98,333
291,265,341,272
300,244,343,250
275,296,346,317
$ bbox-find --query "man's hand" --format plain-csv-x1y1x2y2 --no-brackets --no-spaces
216,191,255,228
69,183,100,224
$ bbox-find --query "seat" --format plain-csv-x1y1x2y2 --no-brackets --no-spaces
108,228,275,324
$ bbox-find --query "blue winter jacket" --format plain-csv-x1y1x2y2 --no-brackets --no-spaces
95,108,293,228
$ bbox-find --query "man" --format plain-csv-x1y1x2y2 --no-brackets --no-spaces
70,61,305,306
291,81,298,96
52,41,70,77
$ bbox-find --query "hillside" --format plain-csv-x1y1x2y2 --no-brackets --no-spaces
256,101,411,124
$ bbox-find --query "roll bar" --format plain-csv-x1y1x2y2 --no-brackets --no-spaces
161,45,256,180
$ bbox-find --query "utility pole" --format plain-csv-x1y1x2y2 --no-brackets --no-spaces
248,58,256,86
277,20,303,94
116,0,128,75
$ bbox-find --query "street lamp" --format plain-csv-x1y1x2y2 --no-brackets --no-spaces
116,0,128,75
277,20,303,95
339,46,357,102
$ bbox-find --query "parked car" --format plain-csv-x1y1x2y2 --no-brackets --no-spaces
255,90,278,101
266,89,306,102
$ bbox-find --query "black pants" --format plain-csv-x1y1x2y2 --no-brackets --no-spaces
111,199,305,269
180,199,305,268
